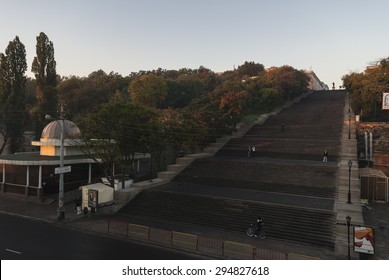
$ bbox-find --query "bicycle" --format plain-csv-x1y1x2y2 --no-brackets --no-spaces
247,223,266,239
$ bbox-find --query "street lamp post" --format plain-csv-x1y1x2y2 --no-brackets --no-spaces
46,104,66,221
346,215,351,260
347,160,352,204
348,91,351,114
348,114,351,139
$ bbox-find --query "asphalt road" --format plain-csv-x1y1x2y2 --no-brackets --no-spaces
0,213,204,260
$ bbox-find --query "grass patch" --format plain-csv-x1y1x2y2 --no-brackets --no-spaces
242,113,261,122
241,108,271,122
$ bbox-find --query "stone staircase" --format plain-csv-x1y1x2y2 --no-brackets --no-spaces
115,90,356,257
116,190,336,248
157,138,231,181
154,91,314,182
157,153,211,181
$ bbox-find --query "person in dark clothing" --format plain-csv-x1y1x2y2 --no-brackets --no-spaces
75,198,82,214
323,149,328,162
255,216,264,236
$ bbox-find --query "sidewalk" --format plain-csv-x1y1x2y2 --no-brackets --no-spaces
0,193,89,223
0,194,117,242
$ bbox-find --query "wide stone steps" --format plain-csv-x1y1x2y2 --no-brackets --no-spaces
245,125,343,140
172,157,338,198
116,190,336,248
157,153,212,181
116,91,347,254
174,175,335,199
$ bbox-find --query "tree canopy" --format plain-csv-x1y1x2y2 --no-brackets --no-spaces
31,32,58,137
0,36,28,153
128,74,168,108
237,61,265,77
343,58,389,121
1,33,311,177
73,62,309,172
79,100,161,182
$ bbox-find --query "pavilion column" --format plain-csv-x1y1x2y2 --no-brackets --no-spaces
37,165,43,198
2,164,5,182
25,166,30,196
1,164,5,193
88,163,92,184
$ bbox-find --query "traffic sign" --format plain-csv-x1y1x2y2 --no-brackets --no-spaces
55,166,71,174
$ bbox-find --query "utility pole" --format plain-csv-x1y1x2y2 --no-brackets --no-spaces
46,103,66,220
58,103,65,220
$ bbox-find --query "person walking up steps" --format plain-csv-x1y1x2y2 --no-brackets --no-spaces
323,149,328,162
251,145,256,158
247,146,251,158
255,216,264,237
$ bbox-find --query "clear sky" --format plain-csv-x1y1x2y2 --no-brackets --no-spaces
1,0,389,87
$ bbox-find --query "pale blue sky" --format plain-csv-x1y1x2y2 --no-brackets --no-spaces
1,0,389,87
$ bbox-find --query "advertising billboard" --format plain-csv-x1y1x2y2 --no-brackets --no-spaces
88,189,98,209
353,226,375,255
382,93,389,110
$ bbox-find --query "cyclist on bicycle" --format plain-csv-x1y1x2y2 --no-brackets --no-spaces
255,216,263,237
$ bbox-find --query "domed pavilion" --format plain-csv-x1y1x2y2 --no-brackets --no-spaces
0,120,102,198
34,120,82,157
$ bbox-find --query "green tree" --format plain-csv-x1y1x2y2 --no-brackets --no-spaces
31,32,57,137
57,70,129,119
78,100,159,185
265,66,308,100
237,61,265,77
128,74,168,107
184,94,228,144
180,105,211,149
219,91,249,119
0,36,28,153
343,58,389,121
343,72,366,116
257,88,282,110
163,77,205,108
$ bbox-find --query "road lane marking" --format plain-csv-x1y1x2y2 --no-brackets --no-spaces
5,249,21,255
0,210,51,223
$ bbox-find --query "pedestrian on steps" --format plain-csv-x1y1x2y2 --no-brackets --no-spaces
251,146,256,158
323,149,328,163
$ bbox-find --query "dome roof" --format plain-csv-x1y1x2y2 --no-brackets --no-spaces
41,120,81,140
